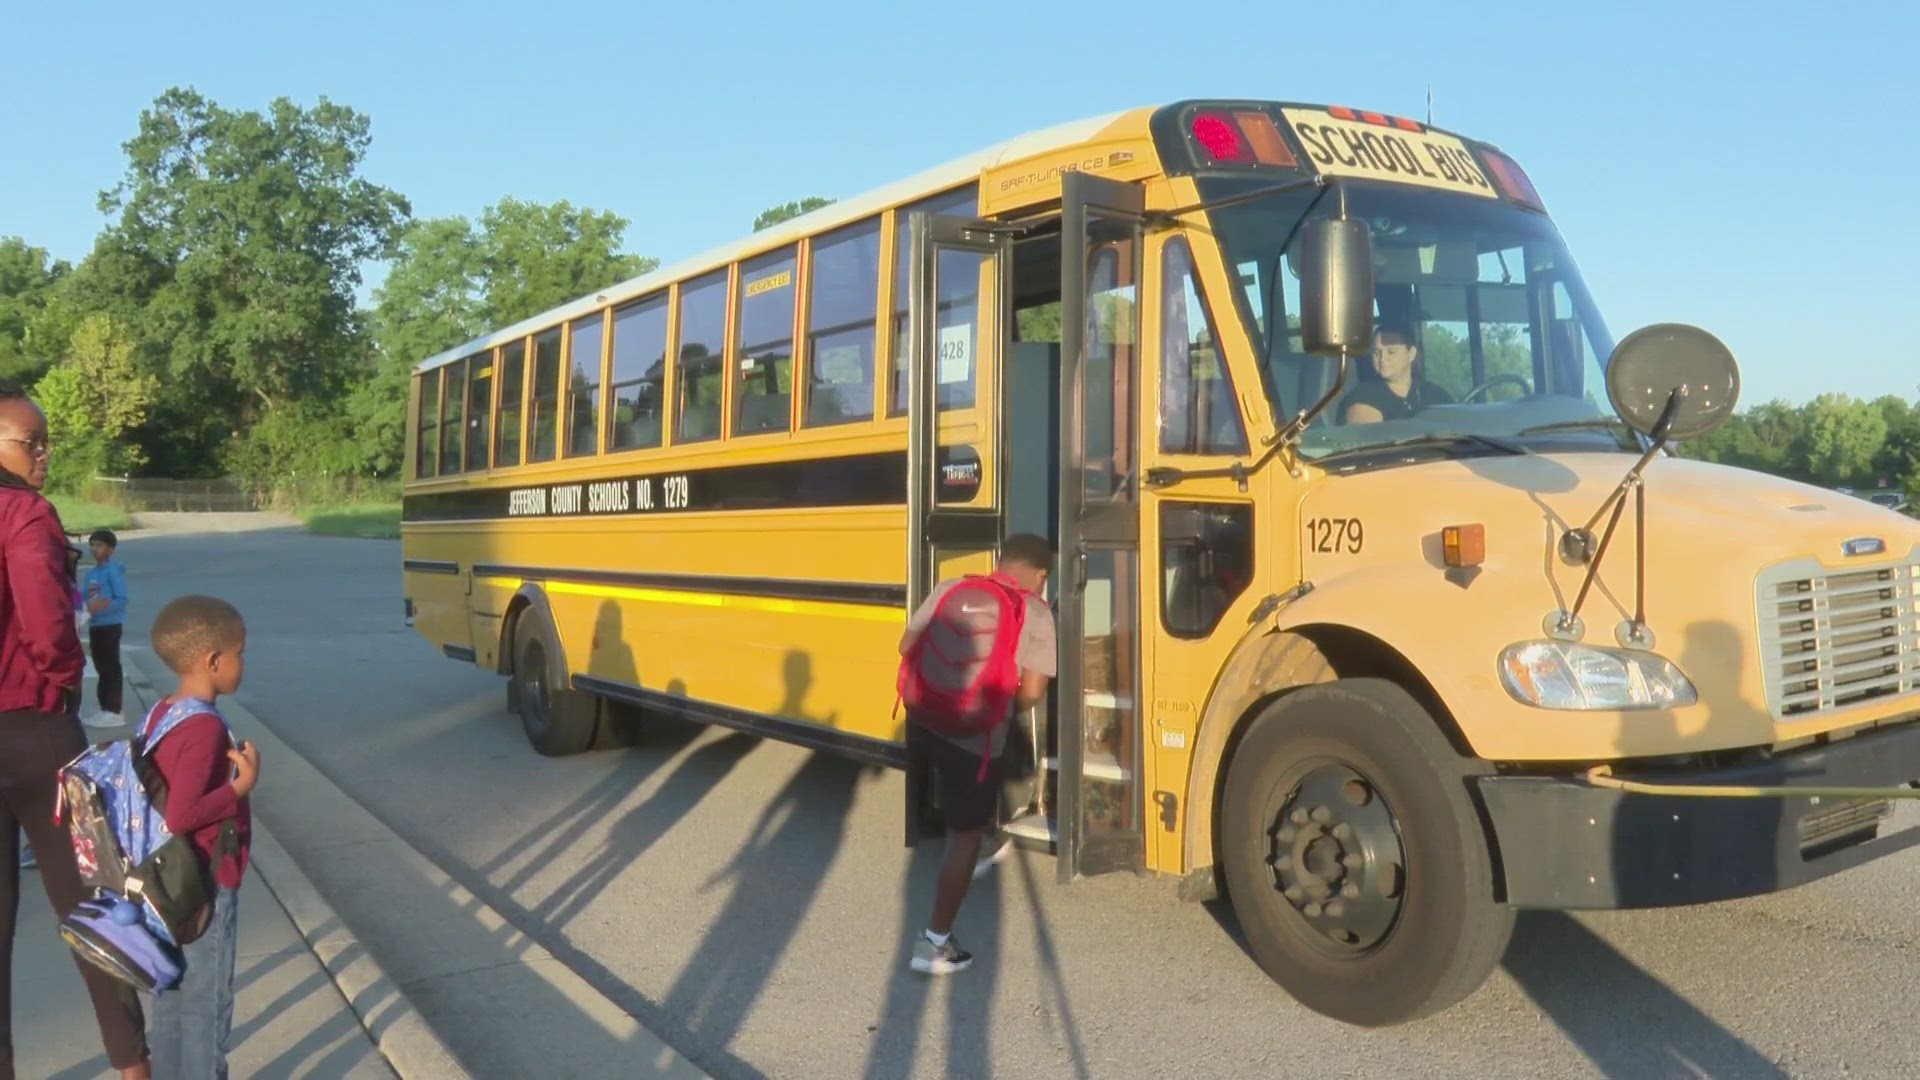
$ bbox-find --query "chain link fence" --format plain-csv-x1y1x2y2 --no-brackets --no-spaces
83,476,400,512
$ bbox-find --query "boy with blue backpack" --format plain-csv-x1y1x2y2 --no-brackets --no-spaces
58,594,259,1078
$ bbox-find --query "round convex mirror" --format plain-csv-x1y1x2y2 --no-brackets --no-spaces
1605,323,1740,441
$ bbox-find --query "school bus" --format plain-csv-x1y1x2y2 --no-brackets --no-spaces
401,99,1920,1026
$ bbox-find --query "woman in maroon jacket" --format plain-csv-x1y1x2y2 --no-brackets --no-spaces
0,385,150,1080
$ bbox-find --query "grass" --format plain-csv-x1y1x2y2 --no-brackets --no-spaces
299,503,401,540
48,497,133,535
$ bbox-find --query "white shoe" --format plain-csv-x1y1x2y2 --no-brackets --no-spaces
972,837,1014,879
80,711,121,729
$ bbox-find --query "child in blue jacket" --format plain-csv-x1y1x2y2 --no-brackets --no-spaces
81,528,127,729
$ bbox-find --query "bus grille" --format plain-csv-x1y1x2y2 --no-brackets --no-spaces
1756,553,1920,720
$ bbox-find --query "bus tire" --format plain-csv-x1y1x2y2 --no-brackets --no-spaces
1220,677,1513,1027
510,605,602,757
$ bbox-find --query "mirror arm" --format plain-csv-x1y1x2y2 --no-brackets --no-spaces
1142,175,1329,231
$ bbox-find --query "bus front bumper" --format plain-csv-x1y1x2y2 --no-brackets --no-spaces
1474,716,1920,910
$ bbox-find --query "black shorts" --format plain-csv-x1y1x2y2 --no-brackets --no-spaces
910,722,1000,833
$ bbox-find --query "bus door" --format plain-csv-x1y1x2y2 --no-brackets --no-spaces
902,209,1015,842
1056,173,1147,880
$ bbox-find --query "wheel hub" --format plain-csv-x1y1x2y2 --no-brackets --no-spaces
1267,764,1406,952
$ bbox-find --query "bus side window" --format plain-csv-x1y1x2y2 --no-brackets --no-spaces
414,370,439,479
675,269,728,444
566,312,606,457
804,218,880,427
1159,501,1254,639
439,357,467,476
1160,238,1248,456
608,294,668,451
494,339,526,467
735,246,797,436
887,184,980,416
528,327,563,463
464,351,493,470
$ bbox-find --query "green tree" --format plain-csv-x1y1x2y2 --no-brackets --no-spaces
0,238,71,385
94,86,410,473
477,197,656,326
31,315,156,493
1803,393,1887,486
753,197,835,233
355,199,657,477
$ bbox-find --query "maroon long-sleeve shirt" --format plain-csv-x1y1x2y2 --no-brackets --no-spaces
0,484,84,713
143,701,252,889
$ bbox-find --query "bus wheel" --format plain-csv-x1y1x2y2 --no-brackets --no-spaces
510,606,601,757
1220,677,1513,1027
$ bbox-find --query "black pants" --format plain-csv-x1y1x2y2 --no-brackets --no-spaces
0,709,148,1076
88,624,122,715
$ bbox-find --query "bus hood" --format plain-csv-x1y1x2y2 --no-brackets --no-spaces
1288,451,1920,761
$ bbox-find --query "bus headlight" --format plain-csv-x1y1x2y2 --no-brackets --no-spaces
1498,641,1696,711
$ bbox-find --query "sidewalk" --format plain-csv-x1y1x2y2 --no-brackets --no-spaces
12,653,397,1078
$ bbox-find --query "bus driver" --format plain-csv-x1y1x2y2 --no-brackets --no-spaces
1342,325,1454,423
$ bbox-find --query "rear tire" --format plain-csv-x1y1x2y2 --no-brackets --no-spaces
1220,677,1513,1026
510,605,603,757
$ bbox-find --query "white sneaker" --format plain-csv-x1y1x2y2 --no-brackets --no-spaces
80,711,121,729
972,837,1014,879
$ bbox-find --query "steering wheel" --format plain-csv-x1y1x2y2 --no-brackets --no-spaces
1460,373,1533,403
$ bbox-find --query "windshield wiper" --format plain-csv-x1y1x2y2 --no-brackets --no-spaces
1316,432,1531,464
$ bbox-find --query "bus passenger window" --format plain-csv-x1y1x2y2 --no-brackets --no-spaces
414,370,439,479
804,219,880,427
888,185,979,416
608,294,668,451
1160,239,1248,456
464,351,493,470
675,269,728,444
494,339,526,467
735,246,797,436
566,312,605,457
528,327,563,463
1159,502,1254,639
439,358,466,476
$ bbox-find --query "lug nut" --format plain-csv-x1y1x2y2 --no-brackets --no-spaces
1276,827,1296,844
1342,854,1364,871
1342,882,1361,899
1325,901,1346,919
1332,823,1354,841
1310,806,1333,825
1290,808,1309,825
1284,885,1304,903
1303,901,1323,917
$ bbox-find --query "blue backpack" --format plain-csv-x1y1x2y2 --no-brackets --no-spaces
54,697,239,992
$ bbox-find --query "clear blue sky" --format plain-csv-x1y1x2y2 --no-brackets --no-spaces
3,0,1913,407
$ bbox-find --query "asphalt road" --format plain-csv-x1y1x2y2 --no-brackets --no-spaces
112,521,1920,1079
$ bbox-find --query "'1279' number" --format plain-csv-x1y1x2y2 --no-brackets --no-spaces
1305,517,1364,554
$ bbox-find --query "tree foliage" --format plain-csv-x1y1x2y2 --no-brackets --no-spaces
754,197,835,232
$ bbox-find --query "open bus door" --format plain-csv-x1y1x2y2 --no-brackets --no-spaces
902,209,1015,845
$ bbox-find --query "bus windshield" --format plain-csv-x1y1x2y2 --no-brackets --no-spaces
1209,181,1623,462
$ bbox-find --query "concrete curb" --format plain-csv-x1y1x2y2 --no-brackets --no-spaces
122,658,466,1079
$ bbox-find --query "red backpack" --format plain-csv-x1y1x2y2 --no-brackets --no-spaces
896,573,1029,779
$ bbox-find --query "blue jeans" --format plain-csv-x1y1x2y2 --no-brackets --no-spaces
150,887,238,1079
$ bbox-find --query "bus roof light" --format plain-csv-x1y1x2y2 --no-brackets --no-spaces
1191,112,1250,163
1231,111,1298,166
1443,524,1486,568
1479,148,1545,210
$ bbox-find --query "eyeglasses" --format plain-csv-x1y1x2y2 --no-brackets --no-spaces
0,437,51,458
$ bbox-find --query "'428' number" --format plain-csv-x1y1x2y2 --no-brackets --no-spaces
1305,517,1364,554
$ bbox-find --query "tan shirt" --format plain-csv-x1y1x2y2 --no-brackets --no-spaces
900,576,1056,755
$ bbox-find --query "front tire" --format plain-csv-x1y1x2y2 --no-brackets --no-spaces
1220,677,1513,1026
510,605,603,757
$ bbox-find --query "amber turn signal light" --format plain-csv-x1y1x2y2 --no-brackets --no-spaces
1442,524,1485,567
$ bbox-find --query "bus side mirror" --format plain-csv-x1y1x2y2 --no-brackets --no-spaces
1297,216,1374,357
1604,323,1741,443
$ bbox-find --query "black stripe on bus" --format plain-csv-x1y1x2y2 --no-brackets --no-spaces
442,644,477,662
404,559,461,575
402,445,983,523
574,675,907,770
471,564,907,608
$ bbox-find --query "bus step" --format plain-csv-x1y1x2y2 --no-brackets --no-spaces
1003,810,1056,849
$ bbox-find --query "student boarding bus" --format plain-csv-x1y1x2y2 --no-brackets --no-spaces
402,99,1920,1026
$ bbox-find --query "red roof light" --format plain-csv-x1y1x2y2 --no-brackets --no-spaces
1190,112,1250,163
